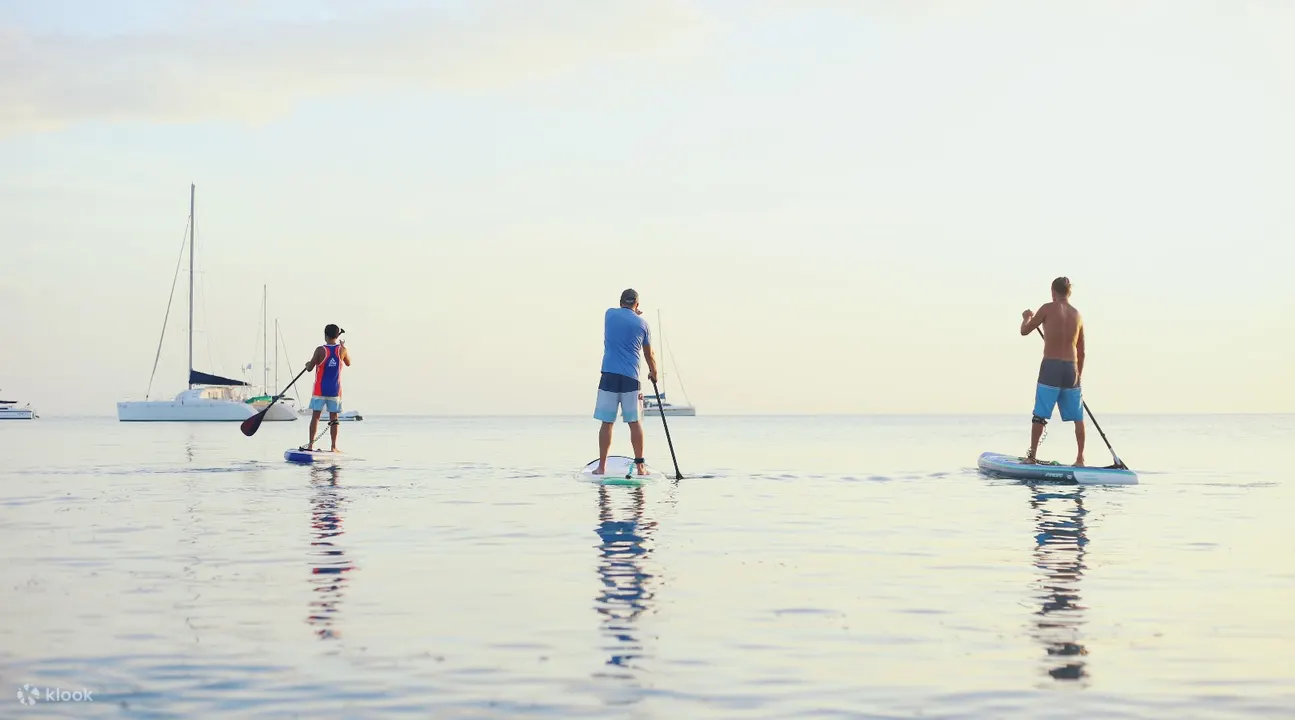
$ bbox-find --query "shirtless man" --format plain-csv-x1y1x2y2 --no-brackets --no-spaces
1019,277,1086,466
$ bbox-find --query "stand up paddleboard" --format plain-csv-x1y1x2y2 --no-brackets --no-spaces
578,455,661,485
977,451,1137,485
285,448,356,465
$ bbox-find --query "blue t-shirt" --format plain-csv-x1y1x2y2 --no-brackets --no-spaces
601,308,652,379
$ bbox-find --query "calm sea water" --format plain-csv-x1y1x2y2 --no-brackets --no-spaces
2,415,1293,719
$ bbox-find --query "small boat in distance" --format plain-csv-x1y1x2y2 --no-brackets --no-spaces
644,392,695,417
645,311,696,417
242,289,297,421
0,394,37,420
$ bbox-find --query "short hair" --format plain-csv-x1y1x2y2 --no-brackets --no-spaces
324,323,342,340
619,288,639,307
1051,277,1072,297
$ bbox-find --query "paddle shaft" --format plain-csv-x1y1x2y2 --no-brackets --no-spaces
651,378,684,480
1032,327,1125,468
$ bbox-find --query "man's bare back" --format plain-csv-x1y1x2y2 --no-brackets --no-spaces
1035,301,1084,363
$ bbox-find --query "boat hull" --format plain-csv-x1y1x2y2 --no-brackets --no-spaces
117,399,257,422
645,406,696,417
250,400,299,421
0,408,36,420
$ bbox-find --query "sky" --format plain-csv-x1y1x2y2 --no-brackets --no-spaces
2,0,1293,416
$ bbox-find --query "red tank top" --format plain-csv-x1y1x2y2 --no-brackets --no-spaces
312,345,342,397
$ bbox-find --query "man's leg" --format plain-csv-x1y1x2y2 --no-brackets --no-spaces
629,421,646,474
1059,387,1085,466
595,422,613,474
1027,383,1059,463
1027,420,1045,463
308,409,321,450
329,411,341,452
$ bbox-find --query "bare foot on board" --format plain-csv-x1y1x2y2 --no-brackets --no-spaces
592,466,606,476
1073,456,1085,467
1022,456,1038,465
636,462,648,476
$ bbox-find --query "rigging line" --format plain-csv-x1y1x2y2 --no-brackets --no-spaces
665,341,691,405
145,216,193,399
278,323,302,404
245,292,265,390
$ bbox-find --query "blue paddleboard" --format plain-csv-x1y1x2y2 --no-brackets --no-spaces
977,451,1137,485
285,448,355,464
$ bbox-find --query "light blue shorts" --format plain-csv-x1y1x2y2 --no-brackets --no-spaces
310,396,343,413
1033,384,1082,422
594,390,642,423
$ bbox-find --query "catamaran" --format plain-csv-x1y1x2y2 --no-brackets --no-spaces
644,311,696,417
117,185,295,422
0,394,37,420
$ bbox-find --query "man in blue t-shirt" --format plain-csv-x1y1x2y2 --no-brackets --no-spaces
592,288,660,476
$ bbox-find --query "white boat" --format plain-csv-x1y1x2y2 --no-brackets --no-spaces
241,290,298,421
118,185,292,422
644,311,696,417
644,392,695,417
0,396,37,420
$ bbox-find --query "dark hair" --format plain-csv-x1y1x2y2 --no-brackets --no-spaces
324,323,342,340
1051,277,1072,297
619,288,639,307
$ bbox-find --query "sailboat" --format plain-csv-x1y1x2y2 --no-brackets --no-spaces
117,185,279,422
244,288,298,421
644,311,696,417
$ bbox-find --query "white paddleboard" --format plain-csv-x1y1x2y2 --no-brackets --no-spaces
977,451,1138,486
284,448,357,464
577,455,662,484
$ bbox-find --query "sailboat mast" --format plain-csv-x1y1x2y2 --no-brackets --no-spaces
274,319,279,391
187,183,195,389
262,285,268,394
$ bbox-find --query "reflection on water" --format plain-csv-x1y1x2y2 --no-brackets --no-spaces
1028,485,1089,681
308,466,354,640
593,485,658,681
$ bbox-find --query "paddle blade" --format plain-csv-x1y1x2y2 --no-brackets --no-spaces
240,410,268,436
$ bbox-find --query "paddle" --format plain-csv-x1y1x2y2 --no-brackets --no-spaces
1033,327,1128,469
646,377,684,480
240,366,309,437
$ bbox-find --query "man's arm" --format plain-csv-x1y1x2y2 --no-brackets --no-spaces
340,343,351,366
643,343,659,384
1020,303,1049,336
1076,325,1085,381
304,346,325,371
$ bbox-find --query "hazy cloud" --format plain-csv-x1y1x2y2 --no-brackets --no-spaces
0,0,701,135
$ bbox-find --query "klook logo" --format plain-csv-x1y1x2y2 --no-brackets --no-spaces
14,685,94,705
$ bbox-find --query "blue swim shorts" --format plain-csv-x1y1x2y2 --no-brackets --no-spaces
593,372,642,423
310,396,343,413
1032,359,1082,423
